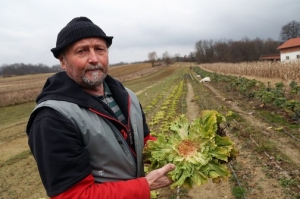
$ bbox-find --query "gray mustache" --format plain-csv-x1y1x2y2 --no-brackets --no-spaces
86,65,104,70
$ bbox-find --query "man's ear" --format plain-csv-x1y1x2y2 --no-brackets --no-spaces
59,55,66,70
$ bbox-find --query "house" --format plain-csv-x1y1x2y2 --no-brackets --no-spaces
277,37,300,62
258,54,280,61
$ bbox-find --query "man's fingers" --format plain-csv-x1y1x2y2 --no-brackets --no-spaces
145,164,176,190
160,163,176,175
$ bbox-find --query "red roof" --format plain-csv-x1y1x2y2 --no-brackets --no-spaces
259,54,280,61
259,54,280,58
277,37,300,50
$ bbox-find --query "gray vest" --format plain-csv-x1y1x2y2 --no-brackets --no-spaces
33,88,145,182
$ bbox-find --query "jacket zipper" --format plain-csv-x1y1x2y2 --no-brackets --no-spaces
89,95,134,147
126,96,133,145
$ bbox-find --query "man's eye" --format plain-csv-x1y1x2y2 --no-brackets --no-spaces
77,49,85,53
96,47,106,53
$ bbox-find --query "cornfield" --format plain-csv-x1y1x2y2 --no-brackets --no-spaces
200,61,300,82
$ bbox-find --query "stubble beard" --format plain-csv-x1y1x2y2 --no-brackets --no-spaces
82,64,107,88
63,55,109,89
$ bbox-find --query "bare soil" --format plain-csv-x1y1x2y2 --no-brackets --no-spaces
186,82,233,199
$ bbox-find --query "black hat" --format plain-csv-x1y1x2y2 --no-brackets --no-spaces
51,17,113,58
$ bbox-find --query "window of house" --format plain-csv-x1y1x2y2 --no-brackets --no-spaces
297,54,300,59
286,56,289,60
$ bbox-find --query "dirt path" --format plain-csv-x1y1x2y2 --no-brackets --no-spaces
185,82,199,121
185,82,234,199
198,82,289,199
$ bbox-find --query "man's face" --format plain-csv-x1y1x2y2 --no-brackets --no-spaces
60,37,109,89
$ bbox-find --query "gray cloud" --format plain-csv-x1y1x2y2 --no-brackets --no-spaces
1,0,299,66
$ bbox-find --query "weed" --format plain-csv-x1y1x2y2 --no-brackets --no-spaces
226,112,244,122
231,186,246,199
280,152,294,164
255,141,273,153
279,177,298,188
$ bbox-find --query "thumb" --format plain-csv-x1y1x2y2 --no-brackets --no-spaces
161,163,176,174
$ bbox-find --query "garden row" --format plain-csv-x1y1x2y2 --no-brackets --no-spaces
191,66,300,198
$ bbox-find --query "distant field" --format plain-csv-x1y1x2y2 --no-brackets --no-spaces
200,61,300,86
0,73,54,107
109,62,153,77
109,62,162,82
0,63,155,107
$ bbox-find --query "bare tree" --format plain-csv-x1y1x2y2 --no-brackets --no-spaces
173,53,181,62
148,51,157,67
162,51,172,66
280,20,300,42
195,39,214,63
188,52,196,62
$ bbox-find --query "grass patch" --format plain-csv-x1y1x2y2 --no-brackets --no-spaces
275,153,293,164
226,112,245,122
231,186,246,199
279,177,298,188
255,140,274,153
0,102,35,126
258,110,299,130
0,150,31,168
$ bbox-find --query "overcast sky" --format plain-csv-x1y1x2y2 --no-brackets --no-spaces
0,0,299,66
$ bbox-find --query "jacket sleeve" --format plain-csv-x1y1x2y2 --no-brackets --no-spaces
51,174,150,199
144,134,157,145
27,107,150,198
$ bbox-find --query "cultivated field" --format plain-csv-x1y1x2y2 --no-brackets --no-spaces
0,63,158,107
200,61,300,87
0,62,300,199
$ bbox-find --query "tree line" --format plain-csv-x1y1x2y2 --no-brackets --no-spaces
149,20,300,65
148,37,281,65
0,63,61,77
194,37,280,63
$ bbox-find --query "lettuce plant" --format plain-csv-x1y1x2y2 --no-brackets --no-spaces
143,110,238,188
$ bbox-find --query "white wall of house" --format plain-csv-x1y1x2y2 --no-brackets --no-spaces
280,51,300,62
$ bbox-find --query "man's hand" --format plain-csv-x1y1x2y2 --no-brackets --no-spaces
145,163,175,190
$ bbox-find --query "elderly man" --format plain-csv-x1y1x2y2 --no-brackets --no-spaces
26,16,174,199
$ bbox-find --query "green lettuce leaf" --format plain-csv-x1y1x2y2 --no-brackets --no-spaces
143,110,238,189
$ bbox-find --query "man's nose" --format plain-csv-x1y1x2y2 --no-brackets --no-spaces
88,49,99,63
